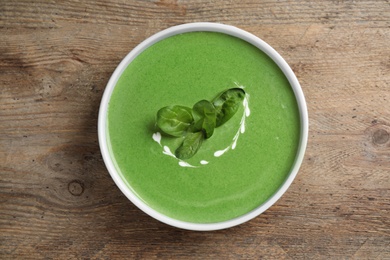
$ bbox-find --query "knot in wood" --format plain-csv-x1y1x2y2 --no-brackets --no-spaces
372,128,389,145
68,180,85,196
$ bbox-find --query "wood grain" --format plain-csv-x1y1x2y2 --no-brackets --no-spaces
1,0,389,258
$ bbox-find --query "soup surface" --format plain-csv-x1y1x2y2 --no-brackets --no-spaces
107,31,300,223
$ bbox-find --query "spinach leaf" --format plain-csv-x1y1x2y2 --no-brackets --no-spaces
156,105,193,137
175,131,204,160
191,100,216,139
212,88,245,127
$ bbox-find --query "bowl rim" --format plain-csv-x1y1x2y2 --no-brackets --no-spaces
98,22,308,231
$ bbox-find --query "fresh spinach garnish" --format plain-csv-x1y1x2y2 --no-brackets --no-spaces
175,131,204,160
156,105,193,137
213,88,246,127
156,88,245,160
191,100,216,139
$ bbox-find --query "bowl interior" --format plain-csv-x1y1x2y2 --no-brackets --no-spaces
98,22,308,231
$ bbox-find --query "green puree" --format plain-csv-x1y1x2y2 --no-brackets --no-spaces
107,32,300,223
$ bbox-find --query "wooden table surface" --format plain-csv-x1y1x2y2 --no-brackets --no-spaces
1,0,389,258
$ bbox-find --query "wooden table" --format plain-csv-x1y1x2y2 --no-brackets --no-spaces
1,0,389,258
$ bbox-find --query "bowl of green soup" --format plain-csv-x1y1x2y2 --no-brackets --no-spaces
98,22,308,231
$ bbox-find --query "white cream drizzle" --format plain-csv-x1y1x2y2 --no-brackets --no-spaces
152,132,162,145
214,147,229,157
162,145,175,158
152,134,200,167
178,161,197,168
213,93,250,158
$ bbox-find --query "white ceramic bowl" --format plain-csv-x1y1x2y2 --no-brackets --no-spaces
98,22,308,231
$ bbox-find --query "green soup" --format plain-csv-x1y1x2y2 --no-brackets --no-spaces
107,32,300,223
